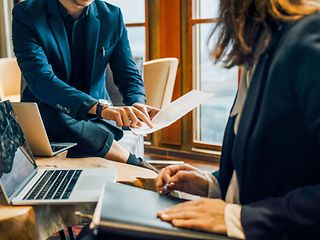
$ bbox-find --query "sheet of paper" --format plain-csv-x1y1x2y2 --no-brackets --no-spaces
130,90,213,135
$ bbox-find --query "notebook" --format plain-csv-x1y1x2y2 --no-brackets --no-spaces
11,102,76,156
0,100,116,205
90,182,230,240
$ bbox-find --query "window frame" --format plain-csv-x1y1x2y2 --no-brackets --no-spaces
144,0,238,161
182,0,237,153
123,0,149,61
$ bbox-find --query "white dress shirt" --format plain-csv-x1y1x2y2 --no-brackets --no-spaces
205,67,254,239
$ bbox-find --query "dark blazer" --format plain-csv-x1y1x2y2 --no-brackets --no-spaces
217,12,320,239
12,0,146,121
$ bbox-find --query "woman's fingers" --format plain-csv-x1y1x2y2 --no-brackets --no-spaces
171,219,204,230
156,164,201,192
158,209,207,232
156,167,174,191
156,165,188,191
159,199,204,215
158,208,198,221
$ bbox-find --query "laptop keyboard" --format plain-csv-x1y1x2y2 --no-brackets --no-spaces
23,170,82,200
51,145,68,153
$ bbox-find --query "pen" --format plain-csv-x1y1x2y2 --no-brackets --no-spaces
100,47,106,57
74,211,93,219
160,182,174,195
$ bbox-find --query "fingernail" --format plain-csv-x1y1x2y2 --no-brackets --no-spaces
156,212,163,218
160,213,169,219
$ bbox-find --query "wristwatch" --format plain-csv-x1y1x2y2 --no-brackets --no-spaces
96,99,112,119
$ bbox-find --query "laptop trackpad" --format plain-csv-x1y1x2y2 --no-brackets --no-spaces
76,176,106,190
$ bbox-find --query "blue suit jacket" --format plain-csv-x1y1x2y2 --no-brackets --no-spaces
12,0,146,121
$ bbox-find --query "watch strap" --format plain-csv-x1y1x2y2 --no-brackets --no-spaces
96,102,106,119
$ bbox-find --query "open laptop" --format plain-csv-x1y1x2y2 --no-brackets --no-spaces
0,100,116,205
11,102,76,157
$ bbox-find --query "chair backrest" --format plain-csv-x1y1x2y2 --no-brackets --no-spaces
106,56,144,106
0,58,21,102
143,58,178,109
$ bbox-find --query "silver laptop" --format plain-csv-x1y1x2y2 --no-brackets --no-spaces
12,102,76,157
0,100,116,205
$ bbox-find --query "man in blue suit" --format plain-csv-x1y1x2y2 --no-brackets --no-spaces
12,0,158,169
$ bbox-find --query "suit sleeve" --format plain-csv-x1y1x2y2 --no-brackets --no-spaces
241,14,320,240
242,184,320,239
212,170,220,181
108,9,146,106
12,4,96,121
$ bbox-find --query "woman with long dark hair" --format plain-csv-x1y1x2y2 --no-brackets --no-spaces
157,1,320,239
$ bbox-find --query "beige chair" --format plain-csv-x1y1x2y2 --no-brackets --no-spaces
0,57,21,102
143,58,178,109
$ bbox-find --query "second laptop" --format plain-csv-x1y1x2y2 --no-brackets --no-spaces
12,102,76,157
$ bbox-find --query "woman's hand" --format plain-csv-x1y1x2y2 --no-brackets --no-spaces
157,198,227,234
156,164,209,197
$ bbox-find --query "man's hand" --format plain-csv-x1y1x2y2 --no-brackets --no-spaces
133,103,160,120
101,106,153,128
157,198,227,234
156,164,209,197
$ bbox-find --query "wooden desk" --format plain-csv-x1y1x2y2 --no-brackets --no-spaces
0,156,158,240
0,206,37,240
36,155,157,183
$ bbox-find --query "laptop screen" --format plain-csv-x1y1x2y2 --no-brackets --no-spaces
0,100,37,198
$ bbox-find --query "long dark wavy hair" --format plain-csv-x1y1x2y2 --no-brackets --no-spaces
210,0,319,68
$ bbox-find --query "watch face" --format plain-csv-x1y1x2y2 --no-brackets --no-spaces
98,99,112,107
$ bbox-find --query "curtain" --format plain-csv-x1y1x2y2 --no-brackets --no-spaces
0,0,15,58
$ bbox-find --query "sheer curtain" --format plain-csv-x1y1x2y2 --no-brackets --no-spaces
0,0,15,58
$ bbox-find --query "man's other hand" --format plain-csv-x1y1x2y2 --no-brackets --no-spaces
101,106,153,128
133,103,160,120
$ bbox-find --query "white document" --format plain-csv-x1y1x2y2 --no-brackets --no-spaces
130,90,213,135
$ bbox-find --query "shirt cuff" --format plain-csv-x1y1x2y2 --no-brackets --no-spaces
204,171,221,198
225,204,246,239
77,97,98,121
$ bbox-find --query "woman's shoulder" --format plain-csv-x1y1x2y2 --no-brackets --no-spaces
292,11,319,32
283,11,320,49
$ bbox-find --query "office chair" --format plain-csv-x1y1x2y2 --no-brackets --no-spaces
143,58,179,109
0,57,21,102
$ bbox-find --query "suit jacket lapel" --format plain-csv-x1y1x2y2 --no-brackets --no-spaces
232,53,270,194
85,3,100,91
232,25,285,202
47,0,72,81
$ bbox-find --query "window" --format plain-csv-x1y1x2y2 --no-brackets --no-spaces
192,0,238,147
138,0,240,159
107,0,148,60
0,0,15,57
